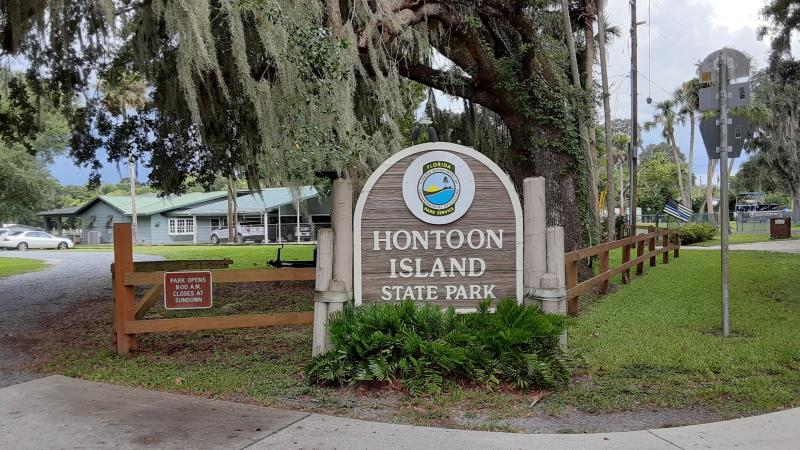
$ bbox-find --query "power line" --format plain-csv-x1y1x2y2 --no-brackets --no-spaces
637,71,673,97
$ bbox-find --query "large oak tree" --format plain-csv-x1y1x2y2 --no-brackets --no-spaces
1,0,596,252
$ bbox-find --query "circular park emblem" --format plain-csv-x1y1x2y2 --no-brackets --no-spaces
402,151,475,224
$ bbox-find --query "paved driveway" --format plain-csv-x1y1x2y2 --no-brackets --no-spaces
0,250,162,387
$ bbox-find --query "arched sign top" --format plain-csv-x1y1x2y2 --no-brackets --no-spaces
699,48,751,84
354,142,523,309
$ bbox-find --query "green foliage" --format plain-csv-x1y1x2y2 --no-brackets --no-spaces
758,1,800,68
765,192,791,208
306,300,570,395
677,223,716,245
637,147,686,214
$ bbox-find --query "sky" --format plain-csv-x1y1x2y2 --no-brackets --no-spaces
50,0,794,186
604,0,797,185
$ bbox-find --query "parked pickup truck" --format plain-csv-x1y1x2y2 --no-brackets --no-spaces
210,223,314,244
210,223,265,244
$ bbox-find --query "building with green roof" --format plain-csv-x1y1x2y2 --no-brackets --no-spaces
47,187,330,245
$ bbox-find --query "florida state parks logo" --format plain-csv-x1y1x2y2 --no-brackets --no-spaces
402,151,475,225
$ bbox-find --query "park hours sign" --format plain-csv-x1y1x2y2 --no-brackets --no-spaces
354,142,523,309
164,271,213,310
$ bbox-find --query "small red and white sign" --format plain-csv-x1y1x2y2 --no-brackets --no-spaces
164,271,213,310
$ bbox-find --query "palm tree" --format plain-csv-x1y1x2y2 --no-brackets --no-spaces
644,100,690,207
578,0,599,167
560,0,601,242
674,79,700,205
100,71,146,243
596,0,615,240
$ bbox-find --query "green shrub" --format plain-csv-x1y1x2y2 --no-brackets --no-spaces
677,223,717,244
305,299,571,395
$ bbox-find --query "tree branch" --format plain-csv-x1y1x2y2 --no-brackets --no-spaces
397,61,503,112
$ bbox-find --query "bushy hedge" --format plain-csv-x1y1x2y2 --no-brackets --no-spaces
677,223,717,244
305,300,571,395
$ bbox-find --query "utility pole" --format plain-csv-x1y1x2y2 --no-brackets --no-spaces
718,49,730,337
629,0,638,236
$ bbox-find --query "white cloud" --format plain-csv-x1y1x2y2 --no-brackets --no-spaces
698,0,764,33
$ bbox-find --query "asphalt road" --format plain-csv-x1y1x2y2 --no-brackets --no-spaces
0,250,162,387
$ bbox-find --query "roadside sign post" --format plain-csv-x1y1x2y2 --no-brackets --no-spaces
699,47,751,337
718,50,730,337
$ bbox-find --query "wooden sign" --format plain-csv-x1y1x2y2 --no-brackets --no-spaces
354,142,522,309
164,271,213,310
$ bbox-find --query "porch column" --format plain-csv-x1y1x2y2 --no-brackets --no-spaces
296,200,301,243
192,216,197,245
278,207,282,243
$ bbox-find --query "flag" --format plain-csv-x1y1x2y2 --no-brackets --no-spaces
663,198,692,222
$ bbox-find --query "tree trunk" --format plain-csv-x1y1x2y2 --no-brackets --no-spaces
129,153,137,244
560,0,600,245
687,111,695,206
507,126,583,258
583,20,601,243
121,106,138,245
597,0,615,241
619,163,625,217
705,159,716,226
227,175,238,242
788,183,800,223
668,134,689,206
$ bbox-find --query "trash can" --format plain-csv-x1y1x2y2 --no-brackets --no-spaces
770,217,792,239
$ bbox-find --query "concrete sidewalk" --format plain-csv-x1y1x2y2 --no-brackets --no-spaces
1,376,798,450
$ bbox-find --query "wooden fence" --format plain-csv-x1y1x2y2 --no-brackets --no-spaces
565,227,681,315
112,223,316,355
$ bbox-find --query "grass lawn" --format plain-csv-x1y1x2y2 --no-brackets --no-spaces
133,244,315,269
31,249,800,430
0,257,48,277
546,249,800,417
69,244,315,269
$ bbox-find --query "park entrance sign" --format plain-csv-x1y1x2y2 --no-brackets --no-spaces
354,143,523,309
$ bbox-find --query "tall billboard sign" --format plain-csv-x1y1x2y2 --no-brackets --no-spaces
354,143,523,310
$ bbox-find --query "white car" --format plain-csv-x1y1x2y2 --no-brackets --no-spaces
0,230,74,250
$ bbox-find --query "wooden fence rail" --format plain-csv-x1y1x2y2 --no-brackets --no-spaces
565,227,680,315
112,224,316,355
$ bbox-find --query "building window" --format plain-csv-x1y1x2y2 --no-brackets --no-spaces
168,218,194,235
210,218,228,229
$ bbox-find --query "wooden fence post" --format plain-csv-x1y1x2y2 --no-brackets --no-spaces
565,260,578,315
636,239,645,275
662,233,670,264
313,229,334,356
523,177,547,295
621,242,631,284
332,178,353,295
599,250,609,293
673,232,680,258
112,223,136,355
648,228,656,267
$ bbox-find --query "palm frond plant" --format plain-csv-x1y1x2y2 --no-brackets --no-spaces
306,300,571,395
